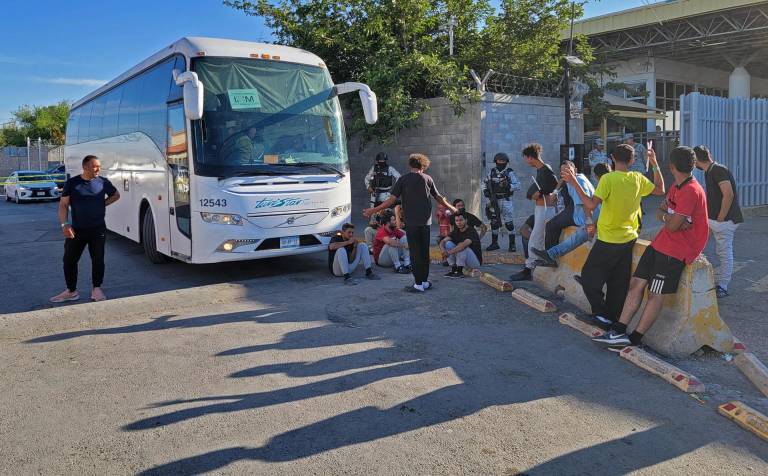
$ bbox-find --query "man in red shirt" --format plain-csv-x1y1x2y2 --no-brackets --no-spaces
594,146,708,347
373,210,411,273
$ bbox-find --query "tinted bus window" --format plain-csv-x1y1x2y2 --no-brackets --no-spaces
139,58,174,151
103,87,123,138
78,101,94,143
169,55,185,102
90,94,107,141
119,75,142,135
66,108,79,144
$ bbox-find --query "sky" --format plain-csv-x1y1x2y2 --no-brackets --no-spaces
0,0,655,123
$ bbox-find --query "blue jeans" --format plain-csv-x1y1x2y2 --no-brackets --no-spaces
547,227,588,259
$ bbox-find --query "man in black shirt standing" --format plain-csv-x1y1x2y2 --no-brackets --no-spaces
50,155,120,303
694,145,744,298
364,153,458,293
439,212,483,278
510,143,558,281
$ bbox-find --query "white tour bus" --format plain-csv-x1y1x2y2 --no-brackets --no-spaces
65,37,377,263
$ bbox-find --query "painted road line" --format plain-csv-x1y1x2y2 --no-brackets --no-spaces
479,273,514,292
718,401,768,442
734,353,768,398
558,312,603,338
511,289,557,312
619,346,705,393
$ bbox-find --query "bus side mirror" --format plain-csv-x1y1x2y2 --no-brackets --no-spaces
175,71,204,120
334,82,378,124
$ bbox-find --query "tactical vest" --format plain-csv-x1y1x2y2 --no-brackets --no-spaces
490,168,512,196
371,167,394,191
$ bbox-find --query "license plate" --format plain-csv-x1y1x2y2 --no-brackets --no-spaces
280,236,300,248
35,191,44,196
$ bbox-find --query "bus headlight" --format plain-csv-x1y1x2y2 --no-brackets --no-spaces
330,203,351,217
201,212,243,226
218,239,258,252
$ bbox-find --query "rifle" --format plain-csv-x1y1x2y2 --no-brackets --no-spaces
485,176,502,229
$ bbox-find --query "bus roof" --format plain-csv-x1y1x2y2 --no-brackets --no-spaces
72,37,326,109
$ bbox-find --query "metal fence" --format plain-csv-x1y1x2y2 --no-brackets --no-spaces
681,92,768,207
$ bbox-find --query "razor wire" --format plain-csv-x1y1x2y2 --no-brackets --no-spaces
481,71,564,98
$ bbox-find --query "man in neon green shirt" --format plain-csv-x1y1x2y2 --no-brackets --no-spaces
563,144,665,329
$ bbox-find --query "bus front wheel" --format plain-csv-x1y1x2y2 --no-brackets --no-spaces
142,210,169,264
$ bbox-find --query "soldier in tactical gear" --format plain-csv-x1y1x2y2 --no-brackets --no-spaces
364,152,401,207
483,152,521,252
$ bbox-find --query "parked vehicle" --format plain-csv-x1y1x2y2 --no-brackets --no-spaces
4,170,61,203
46,164,67,189
65,37,377,264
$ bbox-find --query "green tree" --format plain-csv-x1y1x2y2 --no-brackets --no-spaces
225,0,595,146
0,101,70,147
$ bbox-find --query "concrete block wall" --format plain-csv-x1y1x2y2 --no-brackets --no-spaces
347,93,583,230
348,98,483,221
481,93,584,225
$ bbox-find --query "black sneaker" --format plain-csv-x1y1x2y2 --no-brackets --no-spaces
533,258,556,269
486,242,500,251
508,242,516,253
509,267,532,281
532,248,557,267
592,331,631,346
590,314,613,330
395,266,409,274
444,270,464,278
715,285,729,298
365,272,381,280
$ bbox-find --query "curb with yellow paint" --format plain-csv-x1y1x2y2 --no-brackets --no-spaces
534,227,735,358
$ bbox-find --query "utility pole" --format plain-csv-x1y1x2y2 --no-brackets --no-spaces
564,2,576,149
26,136,30,169
37,137,42,170
446,15,457,56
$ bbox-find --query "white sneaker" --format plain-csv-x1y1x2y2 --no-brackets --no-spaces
91,288,107,301
50,290,80,303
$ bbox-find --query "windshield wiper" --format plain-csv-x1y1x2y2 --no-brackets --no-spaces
280,162,345,177
226,170,300,178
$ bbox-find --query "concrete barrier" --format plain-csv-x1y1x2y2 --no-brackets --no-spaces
534,227,735,358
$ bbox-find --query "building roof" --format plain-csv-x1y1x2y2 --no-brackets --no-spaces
564,0,768,79
567,0,767,37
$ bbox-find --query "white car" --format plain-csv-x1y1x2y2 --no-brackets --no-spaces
4,170,61,203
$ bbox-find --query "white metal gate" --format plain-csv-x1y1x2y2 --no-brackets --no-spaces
680,92,768,207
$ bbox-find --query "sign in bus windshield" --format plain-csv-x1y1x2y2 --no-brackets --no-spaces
227,89,262,110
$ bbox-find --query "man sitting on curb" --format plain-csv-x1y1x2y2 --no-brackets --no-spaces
563,144,665,330
450,198,488,239
328,223,381,285
373,210,412,273
439,212,483,278
532,161,610,267
593,147,708,347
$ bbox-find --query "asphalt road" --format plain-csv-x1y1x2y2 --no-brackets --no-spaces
1,199,767,475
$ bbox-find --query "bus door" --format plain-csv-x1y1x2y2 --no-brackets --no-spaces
166,103,192,259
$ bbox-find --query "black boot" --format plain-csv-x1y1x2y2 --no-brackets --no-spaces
486,234,500,251
509,267,532,281
508,238,516,253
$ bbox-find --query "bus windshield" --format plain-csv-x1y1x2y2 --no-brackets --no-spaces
192,57,348,178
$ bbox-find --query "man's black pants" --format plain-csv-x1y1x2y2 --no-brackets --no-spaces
544,206,576,250
580,239,636,322
64,226,106,292
405,225,431,285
